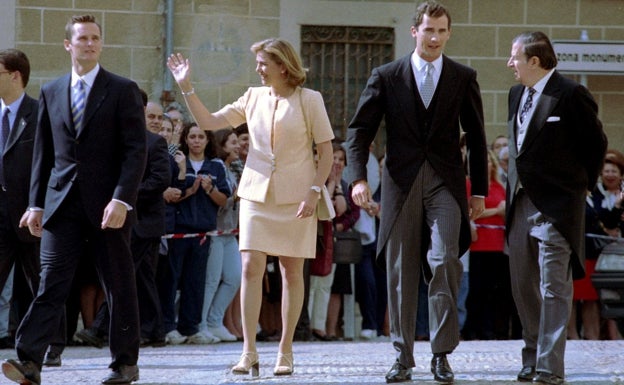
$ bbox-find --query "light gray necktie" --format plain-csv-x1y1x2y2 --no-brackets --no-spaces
421,62,435,108
72,79,86,132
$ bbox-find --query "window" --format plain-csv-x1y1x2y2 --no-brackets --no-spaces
301,25,394,140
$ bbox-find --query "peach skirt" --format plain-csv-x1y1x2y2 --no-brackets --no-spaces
238,181,316,259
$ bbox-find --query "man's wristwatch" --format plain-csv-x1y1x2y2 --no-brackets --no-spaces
310,185,322,193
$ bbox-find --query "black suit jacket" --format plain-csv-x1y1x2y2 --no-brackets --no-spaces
2,94,39,242
31,67,147,227
505,70,607,279
346,54,488,258
134,131,171,239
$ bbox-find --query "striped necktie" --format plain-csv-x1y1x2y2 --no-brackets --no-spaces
1,107,9,153
0,107,10,186
519,87,536,124
421,62,435,108
72,79,86,132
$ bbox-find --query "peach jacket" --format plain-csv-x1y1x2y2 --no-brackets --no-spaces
215,86,334,204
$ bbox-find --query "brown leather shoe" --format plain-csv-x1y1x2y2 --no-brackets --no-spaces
101,364,139,384
1,359,41,385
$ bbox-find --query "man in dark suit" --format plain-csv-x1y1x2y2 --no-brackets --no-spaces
346,1,488,383
132,129,170,345
505,31,606,385
0,49,40,348
77,96,171,348
1,14,146,385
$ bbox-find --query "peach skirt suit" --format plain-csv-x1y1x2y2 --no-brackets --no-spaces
215,87,334,258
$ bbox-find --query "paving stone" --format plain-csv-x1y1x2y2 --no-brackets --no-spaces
0,339,622,384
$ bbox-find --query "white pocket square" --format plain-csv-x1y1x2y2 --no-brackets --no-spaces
546,116,560,122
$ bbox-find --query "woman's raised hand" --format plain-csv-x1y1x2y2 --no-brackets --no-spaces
167,53,191,85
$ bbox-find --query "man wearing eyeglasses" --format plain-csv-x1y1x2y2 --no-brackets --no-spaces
0,49,40,350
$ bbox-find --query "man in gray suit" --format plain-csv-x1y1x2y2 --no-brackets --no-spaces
346,1,488,383
505,31,606,385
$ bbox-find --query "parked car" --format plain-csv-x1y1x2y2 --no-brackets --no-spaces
591,241,624,334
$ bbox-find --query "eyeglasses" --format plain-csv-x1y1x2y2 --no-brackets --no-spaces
0,71,12,75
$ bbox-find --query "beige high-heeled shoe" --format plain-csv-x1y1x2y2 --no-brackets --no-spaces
232,352,259,377
273,352,293,376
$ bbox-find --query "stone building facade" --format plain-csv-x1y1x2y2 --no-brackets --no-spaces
1,0,623,148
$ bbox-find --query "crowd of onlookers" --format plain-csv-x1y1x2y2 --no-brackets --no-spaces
241,128,624,344
0,99,621,354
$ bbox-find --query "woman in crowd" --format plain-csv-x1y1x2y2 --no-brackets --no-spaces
167,38,333,376
199,128,242,342
229,123,249,183
159,114,174,146
570,150,624,340
308,143,350,341
464,149,515,340
222,123,250,341
352,145,384,340
159,123,231,345
325,143,360,340
156,125,188,345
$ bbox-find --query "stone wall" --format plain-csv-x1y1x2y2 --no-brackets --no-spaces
5,0,624,148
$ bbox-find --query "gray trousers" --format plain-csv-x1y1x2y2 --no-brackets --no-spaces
386,161,462,368
507,190,572,378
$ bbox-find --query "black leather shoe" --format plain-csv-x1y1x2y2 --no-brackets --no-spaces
385,360,412,383
42,352,62,367
533,372,564,385
101,364,139,384
140,337,166,348
76,327,104,349
1,359,41,385
517,366,536,382
311,330,332,341
0,336,15,349
431,355,454,384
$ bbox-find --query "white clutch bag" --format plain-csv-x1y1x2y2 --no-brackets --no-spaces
317,185,336,221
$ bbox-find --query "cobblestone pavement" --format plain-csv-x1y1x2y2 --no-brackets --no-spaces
0,339,622,384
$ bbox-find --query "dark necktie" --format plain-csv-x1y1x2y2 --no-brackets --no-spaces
0,107,10,186
72,79,86,132
519,87,536,124
421,62,435,108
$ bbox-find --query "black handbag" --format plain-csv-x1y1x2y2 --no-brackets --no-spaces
332,230,362,264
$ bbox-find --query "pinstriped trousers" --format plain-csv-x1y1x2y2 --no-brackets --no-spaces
506,190,572,378
385,161,462,368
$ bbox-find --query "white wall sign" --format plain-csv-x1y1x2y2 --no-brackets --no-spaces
552,41,624,74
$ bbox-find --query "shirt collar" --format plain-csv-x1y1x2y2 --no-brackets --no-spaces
71,63,100,89
412,51,443,74
1,92,26,116
529,68,555,94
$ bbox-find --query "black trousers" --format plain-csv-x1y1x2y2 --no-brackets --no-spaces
15,190,140,369
0,191,40,324
92,233,164,340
